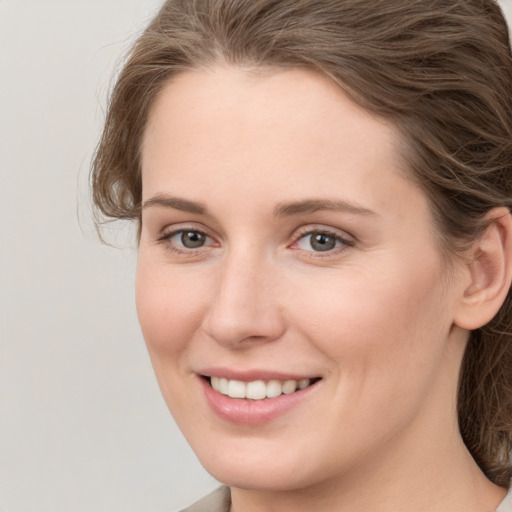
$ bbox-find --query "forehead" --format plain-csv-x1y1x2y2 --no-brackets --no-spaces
141,66,421,221
142,66,396,157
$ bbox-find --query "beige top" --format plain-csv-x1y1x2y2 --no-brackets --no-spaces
180,486,230,512
497,487,512,512
181,485,512,512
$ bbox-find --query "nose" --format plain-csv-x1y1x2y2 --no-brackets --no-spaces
201,251,286,348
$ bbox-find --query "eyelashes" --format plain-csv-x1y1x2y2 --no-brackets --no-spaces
157,228,216,254
291,228,354,255
157,224,354,259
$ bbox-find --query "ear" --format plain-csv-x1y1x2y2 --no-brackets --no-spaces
454,207,512,331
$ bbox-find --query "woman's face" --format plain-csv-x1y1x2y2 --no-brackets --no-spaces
137,67,468,491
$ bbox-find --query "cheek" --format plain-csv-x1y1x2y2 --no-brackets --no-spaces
135,257,213,422
135,256,207,359
286,264,456,457
294,260,452,385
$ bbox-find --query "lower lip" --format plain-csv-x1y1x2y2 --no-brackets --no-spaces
200,377,320,425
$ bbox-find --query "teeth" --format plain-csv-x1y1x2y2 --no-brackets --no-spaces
266,379,282,398
219,377,229,395
228,379,246,398
282,380,298,394
298,378,310,390
246,380,267,400
210,377,313,400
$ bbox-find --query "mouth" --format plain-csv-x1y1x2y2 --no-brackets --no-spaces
199,372,323,424
203,375,322,401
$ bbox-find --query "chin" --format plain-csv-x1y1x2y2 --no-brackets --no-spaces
204,461,310,492
189,435,334,492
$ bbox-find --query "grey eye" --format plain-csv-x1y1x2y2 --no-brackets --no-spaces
296,230,345,253
309,233,337,252
179,231,207,248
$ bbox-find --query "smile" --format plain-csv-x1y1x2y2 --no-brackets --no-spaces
200,373,322,424
209,376,316,400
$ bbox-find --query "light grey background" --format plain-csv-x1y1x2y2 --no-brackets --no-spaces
1,1,511,511
0,2,217,512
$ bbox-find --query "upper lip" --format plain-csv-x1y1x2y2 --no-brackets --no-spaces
199,367,321,382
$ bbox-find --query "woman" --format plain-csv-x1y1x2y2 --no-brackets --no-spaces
91,0,512,510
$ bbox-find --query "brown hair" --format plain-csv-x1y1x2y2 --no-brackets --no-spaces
91,0,512,487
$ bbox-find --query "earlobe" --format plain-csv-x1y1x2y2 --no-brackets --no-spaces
454,207,512,331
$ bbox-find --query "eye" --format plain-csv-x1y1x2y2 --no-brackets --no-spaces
172,230,208,249
294,229,353,254
158,228,215,253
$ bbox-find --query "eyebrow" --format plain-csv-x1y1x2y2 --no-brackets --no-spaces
273,198,377,217
142,195,208,215
142,194,377,218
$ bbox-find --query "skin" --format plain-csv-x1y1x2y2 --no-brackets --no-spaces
137,66,507,511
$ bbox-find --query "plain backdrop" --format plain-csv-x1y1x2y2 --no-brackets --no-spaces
1,1,511,511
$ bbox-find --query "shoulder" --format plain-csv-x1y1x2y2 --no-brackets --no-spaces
179,486,231,512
